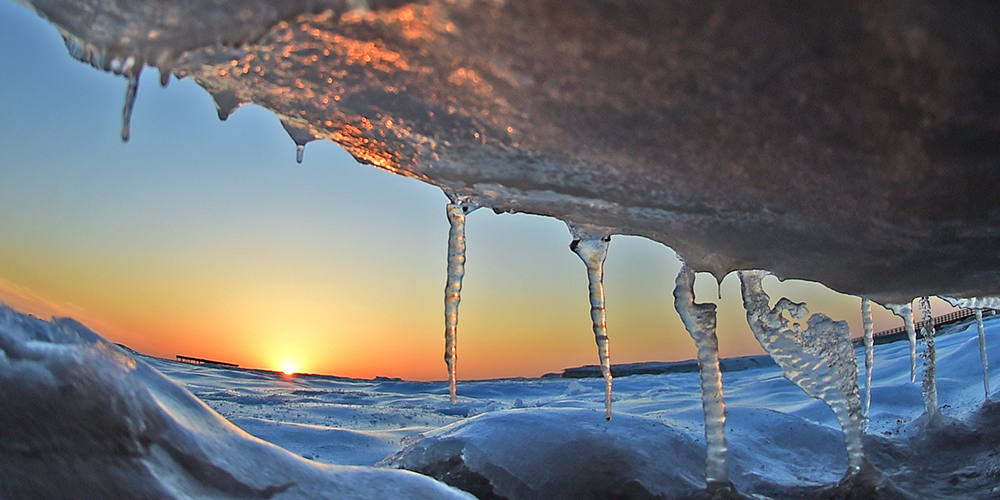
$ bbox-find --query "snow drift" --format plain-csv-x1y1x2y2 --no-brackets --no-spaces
0,305,474,500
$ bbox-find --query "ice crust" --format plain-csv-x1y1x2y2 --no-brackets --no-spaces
0,305,475,500
11,0,1000,302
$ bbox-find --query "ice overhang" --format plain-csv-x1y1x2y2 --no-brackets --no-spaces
13,0,1000,303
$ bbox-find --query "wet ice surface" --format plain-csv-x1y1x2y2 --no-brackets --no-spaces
141,312,1000,499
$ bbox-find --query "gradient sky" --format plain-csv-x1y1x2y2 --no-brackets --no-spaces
0,1,953,381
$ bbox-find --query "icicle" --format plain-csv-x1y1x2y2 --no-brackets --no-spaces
919,297,941,423
121,66,142,142
443,194,479,404
976,308,991,402
569,229,613,420
738,270,865,475
861,298,874,430
280,119,316,164
211,90,245,121
941,296,1000,310
673,265,731,491
885,303,918,383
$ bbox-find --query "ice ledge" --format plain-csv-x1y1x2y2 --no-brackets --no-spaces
11,0,1000,303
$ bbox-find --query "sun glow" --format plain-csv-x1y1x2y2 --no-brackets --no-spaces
280,362,297,375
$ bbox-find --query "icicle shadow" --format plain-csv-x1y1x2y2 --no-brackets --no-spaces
885,302,918,383
673,265,735,496
738,271,868,481
568,224,613,420
443,193,479,404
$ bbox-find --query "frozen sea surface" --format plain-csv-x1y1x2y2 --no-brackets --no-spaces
149,313,1000,499
3,303,1000,499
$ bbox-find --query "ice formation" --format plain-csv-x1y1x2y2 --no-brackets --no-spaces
568,226,613,420
11,0,1000,304
941,296,998,402
6,0,1000,497
861,298,874,427
738,270,865,476
885,303,918,383
672,265,730,491
443,194,478,404
976,308,990,401
0,304,476,500
919,297,941,424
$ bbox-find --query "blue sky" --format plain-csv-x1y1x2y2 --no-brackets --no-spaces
0,0,937,379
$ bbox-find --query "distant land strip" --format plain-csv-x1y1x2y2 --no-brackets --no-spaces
176,355,239,368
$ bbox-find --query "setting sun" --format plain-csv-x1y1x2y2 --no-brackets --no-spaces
281,363,297,376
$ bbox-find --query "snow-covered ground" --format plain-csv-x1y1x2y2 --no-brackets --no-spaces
3,303,1000,499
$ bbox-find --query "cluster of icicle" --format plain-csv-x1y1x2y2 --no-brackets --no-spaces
62,37,172,142
438,222,998,494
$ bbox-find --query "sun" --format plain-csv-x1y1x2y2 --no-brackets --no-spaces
280,362,297,376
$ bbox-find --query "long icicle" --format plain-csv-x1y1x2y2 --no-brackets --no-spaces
570,234,613,420
861,298,874,430
918,297,941,424
885,303,918,383
673,265,731,491
443,195,478,404
976,308,991,402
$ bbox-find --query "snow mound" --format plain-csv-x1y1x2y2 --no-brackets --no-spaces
0,304,474,500
380,407,889,499
380,408,707,500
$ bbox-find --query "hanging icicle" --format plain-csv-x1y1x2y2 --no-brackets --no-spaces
919,297,941,424
739,270,866,476
861,298,874,430
569,226,613,420
121,66,142,142
673,264,731,492
443,193,479,404
976,308,991,402
885,303,918,383
940,297,996,402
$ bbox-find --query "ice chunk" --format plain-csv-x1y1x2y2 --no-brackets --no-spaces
443,194,479,404
568,225,613,420
0,305,475,500
885,302,918,383
738,270,865,475
672,265,731,491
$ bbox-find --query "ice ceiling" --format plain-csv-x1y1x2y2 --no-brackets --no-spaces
16,0,1000,303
